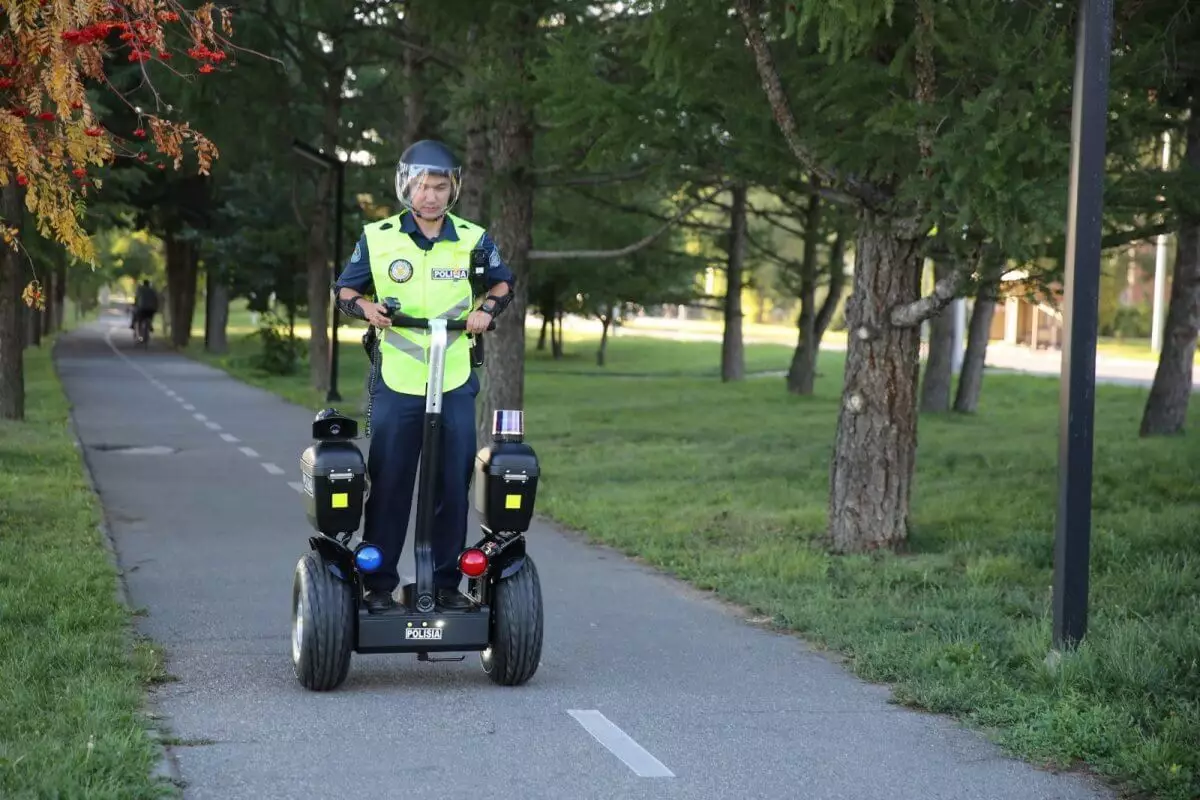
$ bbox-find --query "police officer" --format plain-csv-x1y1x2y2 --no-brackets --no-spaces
334,140,514,613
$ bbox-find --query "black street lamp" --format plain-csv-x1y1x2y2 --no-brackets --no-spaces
292,138,346,403
1052,0,1114,651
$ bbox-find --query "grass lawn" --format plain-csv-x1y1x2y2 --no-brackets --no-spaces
189,312,1199,800
0,335,171,798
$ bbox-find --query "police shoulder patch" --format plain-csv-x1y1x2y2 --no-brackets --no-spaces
388,259,414,283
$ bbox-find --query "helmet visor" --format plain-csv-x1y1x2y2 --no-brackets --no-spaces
395,163,461,218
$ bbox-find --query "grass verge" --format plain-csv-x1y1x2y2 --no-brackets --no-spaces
191,322,1200,800
0,337,171,799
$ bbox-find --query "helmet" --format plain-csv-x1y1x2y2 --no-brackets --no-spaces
395,140,462,219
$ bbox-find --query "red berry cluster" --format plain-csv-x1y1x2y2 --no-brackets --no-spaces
3,2,234,188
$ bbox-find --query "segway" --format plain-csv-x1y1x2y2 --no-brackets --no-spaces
290,301,543,691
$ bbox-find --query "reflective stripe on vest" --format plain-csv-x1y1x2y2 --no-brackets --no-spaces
364,212,485,396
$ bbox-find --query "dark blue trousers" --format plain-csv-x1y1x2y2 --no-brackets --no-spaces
362,370,479,594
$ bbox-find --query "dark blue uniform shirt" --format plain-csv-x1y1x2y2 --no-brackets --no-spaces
335,211,515,297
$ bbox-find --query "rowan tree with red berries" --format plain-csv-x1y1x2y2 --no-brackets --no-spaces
1,0,241,420
0,0,239,306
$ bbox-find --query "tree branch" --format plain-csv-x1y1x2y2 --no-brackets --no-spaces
745,227,808,272
747,207,810,239
567,187,728,233
890,262,967,328
529,185,726,261
1100,222,1173,249
535,164,654,188
733,0,887,209
815,233,847,337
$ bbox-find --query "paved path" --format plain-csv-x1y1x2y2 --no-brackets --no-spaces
56,311,1114,800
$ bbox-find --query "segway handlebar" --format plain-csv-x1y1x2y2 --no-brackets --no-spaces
381,298,496,331
387,314,496,332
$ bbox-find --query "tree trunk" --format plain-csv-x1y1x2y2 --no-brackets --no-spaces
400,13,428,148
306,168,333,391
25,304,40,349
828,211,924,553
205,270,230,354
722,184,747,382
817,233,847,342
307,71,345,393
0,170,25,420
1140,108,1200,436
920,261,956,413
457,24,490,222
788,228,846,395
40,265,55,337
787,190,822,394
165,236,199,348
551,311,564,359
52,262,65,332
953,276,999,413
476,4,538,449
1140,220,1200,435
536,285,555,351
597,302,613,366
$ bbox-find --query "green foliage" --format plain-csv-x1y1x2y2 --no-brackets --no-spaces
251,311,305,375
787,0,897,63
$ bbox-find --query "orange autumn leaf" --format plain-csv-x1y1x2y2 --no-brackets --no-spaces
1,0,242,308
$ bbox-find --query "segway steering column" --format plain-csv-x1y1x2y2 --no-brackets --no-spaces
381,298,494,613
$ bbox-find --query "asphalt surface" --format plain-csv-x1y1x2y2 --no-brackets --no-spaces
57,311,1115,800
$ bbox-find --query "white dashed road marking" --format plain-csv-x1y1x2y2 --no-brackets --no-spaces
103,321,307,504
567,710,675,778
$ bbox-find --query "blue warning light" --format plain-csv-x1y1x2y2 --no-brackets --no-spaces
355,544,383,573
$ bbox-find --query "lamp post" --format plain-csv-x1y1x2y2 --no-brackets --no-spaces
1052,0,1114,651
292,138,346,403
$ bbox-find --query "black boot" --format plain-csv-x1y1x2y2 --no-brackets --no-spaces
436,588,473,610
364,590,396,614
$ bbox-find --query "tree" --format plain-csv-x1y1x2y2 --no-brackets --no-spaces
1141,102,1200,436
0,0,240,420
0,0,232,264
733,0,1079,551
1128,5,1200,436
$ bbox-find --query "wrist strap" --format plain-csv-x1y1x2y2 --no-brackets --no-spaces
481,293,511,318
337,294,367,320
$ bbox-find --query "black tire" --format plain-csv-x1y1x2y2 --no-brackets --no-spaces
291,552,355,691
481,555,543,686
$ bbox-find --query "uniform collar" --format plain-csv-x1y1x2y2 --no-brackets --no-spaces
399,210,458,242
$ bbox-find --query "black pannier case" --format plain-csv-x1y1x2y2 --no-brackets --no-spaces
300,440,366,537
473,441,539,533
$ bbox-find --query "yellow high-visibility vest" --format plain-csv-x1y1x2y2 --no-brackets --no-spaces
365,211,485,396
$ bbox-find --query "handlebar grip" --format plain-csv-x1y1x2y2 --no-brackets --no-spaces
388,313,496,332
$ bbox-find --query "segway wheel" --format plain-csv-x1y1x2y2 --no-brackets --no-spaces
481,555,543,686
291,552,354,691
